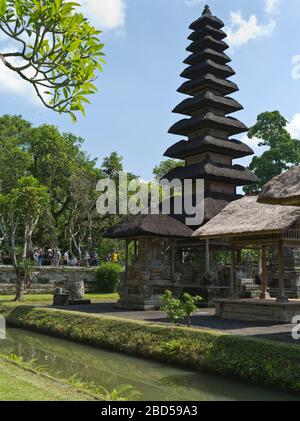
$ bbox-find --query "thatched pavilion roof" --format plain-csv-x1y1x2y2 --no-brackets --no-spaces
193,196,300,239
258,166,300,206
105,214,194,240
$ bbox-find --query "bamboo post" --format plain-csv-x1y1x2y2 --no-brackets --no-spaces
276,241,289,303
259,245,270,300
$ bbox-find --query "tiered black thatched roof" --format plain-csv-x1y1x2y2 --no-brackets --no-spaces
163,5,257,187
164,136,253,160
163,160,257,185
165,6,255,174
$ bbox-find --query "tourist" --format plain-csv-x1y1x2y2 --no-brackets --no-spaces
53,248,61,267
91,251,99,267
38,248,44,267
112,249,120,263
83,250,90,267
33,248,40,266
47,249,53,266
63,251,69,266
70,255,78,266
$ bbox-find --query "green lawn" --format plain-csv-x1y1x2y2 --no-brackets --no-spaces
0,358,95,401
0,292,119,304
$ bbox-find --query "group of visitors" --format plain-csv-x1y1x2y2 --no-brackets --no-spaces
32,247,100,267
33,248,62,267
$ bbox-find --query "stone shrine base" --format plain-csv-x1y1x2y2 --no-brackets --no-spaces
215,298,300,323
53,293,91,306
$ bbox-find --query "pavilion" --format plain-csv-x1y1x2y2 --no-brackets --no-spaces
193,196,300,322
106,214,193,309
258,165,300,206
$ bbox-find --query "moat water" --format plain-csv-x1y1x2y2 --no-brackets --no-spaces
0,328,299,401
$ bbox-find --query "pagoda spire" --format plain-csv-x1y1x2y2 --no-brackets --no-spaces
163,7,258,225
202,5,212,16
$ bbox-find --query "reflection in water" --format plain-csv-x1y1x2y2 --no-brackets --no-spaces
0,328,299,401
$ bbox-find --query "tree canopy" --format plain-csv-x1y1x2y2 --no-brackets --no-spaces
0,114,135,259
0,0,105,120
244,111,300,193
153,159,184,180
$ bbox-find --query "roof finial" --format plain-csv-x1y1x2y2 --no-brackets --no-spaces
202,4,212,16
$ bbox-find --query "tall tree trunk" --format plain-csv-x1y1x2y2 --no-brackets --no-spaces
14,267,25,302
14,225,34,302
12,251,24,302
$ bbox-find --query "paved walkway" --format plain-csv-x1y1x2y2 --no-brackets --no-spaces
53,301,300,345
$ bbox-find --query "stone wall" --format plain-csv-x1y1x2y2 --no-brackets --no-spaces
0,266,97,294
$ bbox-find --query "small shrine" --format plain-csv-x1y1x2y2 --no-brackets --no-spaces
105,214,193,309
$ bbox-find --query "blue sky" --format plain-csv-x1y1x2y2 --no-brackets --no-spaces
0,0,300,180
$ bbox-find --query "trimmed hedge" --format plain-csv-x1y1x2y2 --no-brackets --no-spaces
1,303,300,393
95,263,122,293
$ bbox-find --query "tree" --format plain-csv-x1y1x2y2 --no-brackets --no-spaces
102,152,123,179
0,0,104,120
0,115,103,251
161,290,185,326
0,115,138,280
153,159,184,180
0,176,49,301
68,166,100,258
244,111,300,193
102,152,137,181
0,115,32,191
181,293,202,327
161,290,202,327
27,124,86,218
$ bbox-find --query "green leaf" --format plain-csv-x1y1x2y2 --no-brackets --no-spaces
0,0,6,17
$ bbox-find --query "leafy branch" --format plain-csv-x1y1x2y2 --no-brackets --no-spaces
0,0,105,121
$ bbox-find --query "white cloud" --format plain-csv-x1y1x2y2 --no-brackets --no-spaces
265,0,281,15
291,55,300,80
239,134,266,154
226,11,276,48
0,61,41,106
287,114,300,139
0,43,42,106
78,0,126,30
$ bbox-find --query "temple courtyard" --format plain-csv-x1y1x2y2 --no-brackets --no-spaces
52,299,300,345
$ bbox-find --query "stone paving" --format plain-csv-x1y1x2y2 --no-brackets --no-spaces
53,300,300,345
